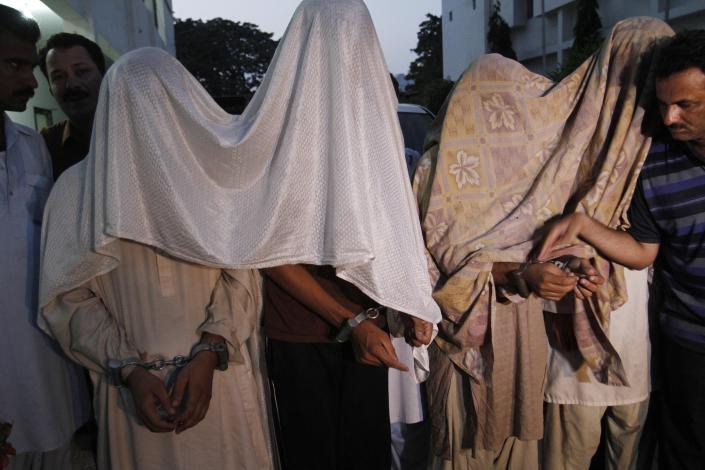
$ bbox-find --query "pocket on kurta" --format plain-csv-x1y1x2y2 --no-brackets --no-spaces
22,173,51,224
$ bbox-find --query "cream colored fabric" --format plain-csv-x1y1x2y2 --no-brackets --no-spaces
430,362,539,470
6,440,72,470
545,268,650,406
413,17,673,389
543,400,650,470
41,240,273,470
413,16,672,458
426,295,547,456
37,0,440,328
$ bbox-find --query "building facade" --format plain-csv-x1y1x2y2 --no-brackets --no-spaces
2,0,175,130
443,0,705,80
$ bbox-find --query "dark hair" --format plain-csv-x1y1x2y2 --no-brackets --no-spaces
655,29,705,79
0,4,40,44
39,32,106,77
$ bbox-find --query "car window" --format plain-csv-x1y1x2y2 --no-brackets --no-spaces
398,112,434,154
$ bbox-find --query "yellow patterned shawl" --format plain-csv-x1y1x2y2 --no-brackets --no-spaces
415,17,672,397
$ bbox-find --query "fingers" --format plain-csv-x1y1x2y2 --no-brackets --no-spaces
547,272,580,287
401,315,433,347
154,381,176,417
175,389,208,434
172,359,216,434
578,258,598,276
578,276,599,293
574,286,586,300
139,407,175,433
171,373,188,409
361,338,409,371
538,218,582,261
376,340,408,372
138,389,176,433
404,323,432,347
415,321,433,345
576,285,593,299
538,222,568,260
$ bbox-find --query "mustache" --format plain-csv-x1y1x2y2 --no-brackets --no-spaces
63,88,90,100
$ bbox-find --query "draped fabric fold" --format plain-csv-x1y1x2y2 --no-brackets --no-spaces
37,0,441,326
413,17,673,453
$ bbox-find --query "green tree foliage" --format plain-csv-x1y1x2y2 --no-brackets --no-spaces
175,18,277,109
406,13,454,114
487,1,517,60
549,0,603,81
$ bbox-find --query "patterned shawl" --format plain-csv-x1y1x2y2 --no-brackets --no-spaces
414,17,673,389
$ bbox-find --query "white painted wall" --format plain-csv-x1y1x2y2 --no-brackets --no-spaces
443,0,705,78
443,0,490,80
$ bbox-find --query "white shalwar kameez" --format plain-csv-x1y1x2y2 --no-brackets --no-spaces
42,239,273,470
0,115,88,462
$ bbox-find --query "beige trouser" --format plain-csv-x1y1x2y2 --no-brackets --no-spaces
6,440,72,470
430,367,539,470
431,436,539,470
542,400,649,470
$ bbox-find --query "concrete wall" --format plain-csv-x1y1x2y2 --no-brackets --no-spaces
443,0,705,78
443,0,490,80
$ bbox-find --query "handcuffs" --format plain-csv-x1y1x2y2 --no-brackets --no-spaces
108,340,228,386
334,306,385,343
509,258,574,298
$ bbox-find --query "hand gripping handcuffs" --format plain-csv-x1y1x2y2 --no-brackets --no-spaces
334,306,384,343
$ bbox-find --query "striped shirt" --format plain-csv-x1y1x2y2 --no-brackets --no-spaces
628,141,705,351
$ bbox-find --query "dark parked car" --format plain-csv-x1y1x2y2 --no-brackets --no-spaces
398,103,435,177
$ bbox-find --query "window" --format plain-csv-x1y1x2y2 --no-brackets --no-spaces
152,0,159,28
33,107,53,130
473,0,476,10
449,10,453,21
526,0,534,18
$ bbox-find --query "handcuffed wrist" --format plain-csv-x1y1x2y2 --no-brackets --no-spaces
334,306,384,343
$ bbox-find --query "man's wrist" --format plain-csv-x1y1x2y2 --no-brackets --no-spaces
191,339,228,371
190,349,218,369
335,307,383,342
125,365,147,386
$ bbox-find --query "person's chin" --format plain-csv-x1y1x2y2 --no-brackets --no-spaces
62,101,91,117
5,100,29,112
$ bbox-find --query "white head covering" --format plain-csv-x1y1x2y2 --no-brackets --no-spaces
38,0,441,324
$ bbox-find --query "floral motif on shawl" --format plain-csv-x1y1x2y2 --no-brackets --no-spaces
413,16,674,455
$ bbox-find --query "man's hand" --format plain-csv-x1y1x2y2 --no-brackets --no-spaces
523,262,578,301
126,367,176,433
538,213,588,261
399,313,433,347
350,321,408,371
567,257,605,300
170,351,217,434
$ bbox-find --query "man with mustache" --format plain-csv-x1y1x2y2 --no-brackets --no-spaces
39,33,104,180
539,30,705,470
0,5,88,469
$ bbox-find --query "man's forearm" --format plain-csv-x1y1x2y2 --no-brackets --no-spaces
262,265,354,326
491,262,521,287
578,215,658,269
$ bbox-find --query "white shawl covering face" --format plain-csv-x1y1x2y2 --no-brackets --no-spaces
38,0,441,325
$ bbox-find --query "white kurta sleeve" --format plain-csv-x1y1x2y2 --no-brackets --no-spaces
41,282,141,374
198,269,261,364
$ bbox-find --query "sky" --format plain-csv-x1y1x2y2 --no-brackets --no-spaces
171,0,441,75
